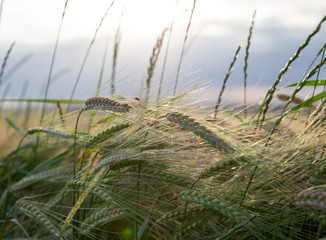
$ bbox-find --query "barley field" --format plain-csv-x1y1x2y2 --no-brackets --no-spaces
0,1,326,239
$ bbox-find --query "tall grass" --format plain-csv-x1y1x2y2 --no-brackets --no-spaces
173,0,197,96
67,0,115,112
243,10,256,119
145,27,168,104
41,0,69,126
214,43,242,118
0,42,15,93
111,7,124,96
255,15,326,126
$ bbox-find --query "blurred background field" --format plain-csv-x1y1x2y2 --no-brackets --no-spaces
0,0,325,103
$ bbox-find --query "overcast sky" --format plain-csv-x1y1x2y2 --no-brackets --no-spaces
0,0,325,105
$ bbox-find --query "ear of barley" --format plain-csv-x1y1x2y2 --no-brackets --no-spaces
81,208,126,233
67,179,113,203
180,218,205,238
26,127,74,139
12,168,71,191
166,112,234,153
16,199,62,239
93,154,131,171
83,97,131,112
179,189,250,223
199,155,250,179
84,123,131,147
308,165,326,184
60,169,105,235
296,188,326,211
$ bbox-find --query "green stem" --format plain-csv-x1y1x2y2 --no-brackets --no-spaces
135,160,142,240
180,178,200,238
272,203,288,240
72,109,83,237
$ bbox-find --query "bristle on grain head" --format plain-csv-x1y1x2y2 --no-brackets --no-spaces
83,97,131,112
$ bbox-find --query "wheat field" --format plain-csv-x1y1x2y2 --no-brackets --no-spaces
0,1,326,239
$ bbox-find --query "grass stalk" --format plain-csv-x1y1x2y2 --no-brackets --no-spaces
60,168,105,237
0,42,15,93
73,109,83,206
180,178,200,239
40,0,69,125
157,23,173,103
111,7,124,95
311,46,326,110
67,0,115,112
4,54,32,80
243,10,256,119
134,160,142,240
0,83,11,117
0,0,4,32
214,43,242,118
88,33,110,133
173,0,197,96
145,27,168,105
272,203,288,240
256,15,326,125
15,81,29,117
281,56,326,114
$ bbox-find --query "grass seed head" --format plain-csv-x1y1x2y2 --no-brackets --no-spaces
83,97,131,112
